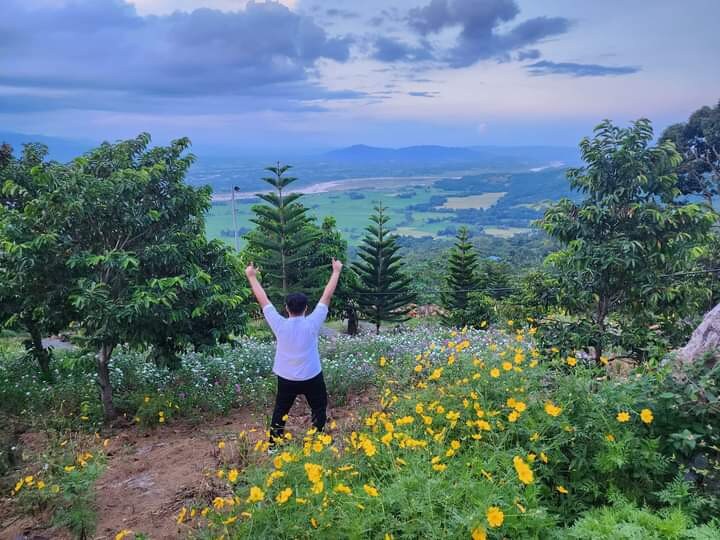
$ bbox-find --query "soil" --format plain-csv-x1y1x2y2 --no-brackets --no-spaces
1,392,375,540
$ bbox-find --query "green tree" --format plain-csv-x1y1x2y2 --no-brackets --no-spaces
62,134,245,419
353,204,415,333
0,143,75,380
441,227,482,327
539,119,717,362
246,164,317,304
661,100,720,207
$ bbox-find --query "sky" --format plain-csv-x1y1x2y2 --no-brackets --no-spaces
1,0,719,153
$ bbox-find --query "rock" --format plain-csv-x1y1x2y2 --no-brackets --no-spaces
675,303,720,365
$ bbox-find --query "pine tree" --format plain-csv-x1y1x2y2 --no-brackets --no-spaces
247,163,317,302
353,204,415,333
441,227,482,327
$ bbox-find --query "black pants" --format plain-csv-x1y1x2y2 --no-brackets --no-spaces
269,372,327,444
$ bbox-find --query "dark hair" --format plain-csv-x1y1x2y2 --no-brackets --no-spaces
285,292,308,315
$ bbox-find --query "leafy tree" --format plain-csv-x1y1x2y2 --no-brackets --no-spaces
476,259,514,300
539,119,716,362
62,134,246,419
353,204,415,333
441,227,482,327
0,143,75,380
661,100,720,206
246,164,317,303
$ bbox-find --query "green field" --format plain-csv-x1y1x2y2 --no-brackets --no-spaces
206,185,482,244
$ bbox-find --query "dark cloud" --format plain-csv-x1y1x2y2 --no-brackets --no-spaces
526,60,640,77
0,0,357,111
517,49,541,61
371,37,433,63
406,0,570,67
326,8,360,19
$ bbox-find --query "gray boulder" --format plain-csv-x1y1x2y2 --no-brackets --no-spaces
675,303,720,364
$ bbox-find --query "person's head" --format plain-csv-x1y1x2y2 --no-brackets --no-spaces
285,292,308,317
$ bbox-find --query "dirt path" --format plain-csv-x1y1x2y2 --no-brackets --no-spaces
2,390,375,540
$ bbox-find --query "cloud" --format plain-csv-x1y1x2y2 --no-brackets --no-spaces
525,60,640,77
0,0,357,111
516,49,541,61
408,91,438,98
406,0,570,67
325,8,359,19
371,36,433,63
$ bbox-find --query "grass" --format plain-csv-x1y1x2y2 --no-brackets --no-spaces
483,226,533,238
440,192,507,210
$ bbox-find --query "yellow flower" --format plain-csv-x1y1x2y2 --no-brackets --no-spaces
605,434,615,442
36,480,46,490
502,361,512,371
64,465,76,473
304,463,324,484
213,497,226,510
539,452,548,464
176,507,187,524
640,408,654,424
433,463,447,472
508,411,519,423
616,411,630,423
486,506,504,528
379,356,387,367
334,483,352,495
363,484,379,497
513,456,534,485
311,481,324,494
566,356,577,367
471,526,487,540
513,401,527,413
246,486,264,503
222,516,238,525
218,441,226,449
144,396,150,403
530,432,540,442
311,517,319,528
428,367,443,381
228,469,239,483
490,368,500,378
276,487,293,504
544,401,562,417
556,485,569,494
115,530,133,540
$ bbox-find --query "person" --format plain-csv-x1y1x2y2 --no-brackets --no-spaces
245,258,343,446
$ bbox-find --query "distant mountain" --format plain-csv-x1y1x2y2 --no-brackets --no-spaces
325,144,580,167
0,131,94,162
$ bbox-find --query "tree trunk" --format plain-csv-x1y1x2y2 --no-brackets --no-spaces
375,320,381,335
594,296,608,364
27,322,52,382
346,307,358,336
97,344,117,421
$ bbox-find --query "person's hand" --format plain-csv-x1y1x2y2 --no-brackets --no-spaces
245,262,258,279
331,258,343,273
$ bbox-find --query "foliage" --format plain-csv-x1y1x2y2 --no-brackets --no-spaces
58,134,246,419
661,100,720,206
0,143,75,379
441,226,483,327
539,119,717,361
353,204,416,333
11,437,106,538
175,324,720,539
245,164,318,303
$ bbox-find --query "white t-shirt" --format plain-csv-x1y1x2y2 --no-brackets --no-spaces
262,302,328,381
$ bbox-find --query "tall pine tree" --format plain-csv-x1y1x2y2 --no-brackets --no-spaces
247,164,317,302
441,226,482,327
353,204,415,333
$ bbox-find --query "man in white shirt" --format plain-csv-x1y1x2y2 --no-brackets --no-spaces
245,258,343,446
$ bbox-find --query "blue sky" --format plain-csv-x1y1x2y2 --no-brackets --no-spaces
1,0,718,152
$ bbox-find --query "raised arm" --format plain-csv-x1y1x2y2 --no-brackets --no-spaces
319,258,343,306
245,263,271,308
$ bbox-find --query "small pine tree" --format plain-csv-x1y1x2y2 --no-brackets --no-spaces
247,163,317,302
353,204,415,333
441,227,483,327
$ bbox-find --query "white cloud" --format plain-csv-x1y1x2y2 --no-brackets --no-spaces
127,0,296,16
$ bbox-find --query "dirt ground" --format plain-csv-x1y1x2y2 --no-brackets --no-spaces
1,393,375,540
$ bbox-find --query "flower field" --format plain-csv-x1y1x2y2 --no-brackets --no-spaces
174,325,718,539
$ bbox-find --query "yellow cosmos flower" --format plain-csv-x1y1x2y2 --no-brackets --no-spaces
556,485,569,494
513,456,534,485
304,463,324,484
311,517,319,528
247,486,264,503
605,434,615,442
379,356,387,367
471,526,487,540
502,361,512,371
217,441,225,449
566,356,577,367
433,463,447,472
486,506,504,528
334,483,352,495
640,408,654,424
177,507,188,524
616,411,630,423
508,411,519,423
490,368,500,378
544,402,562,417
276,487,293,504
363,484,379,497
64,466,75,473
115,530,133,540
428,367,443,381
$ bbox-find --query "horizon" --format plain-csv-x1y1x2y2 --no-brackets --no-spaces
2,0,719,154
